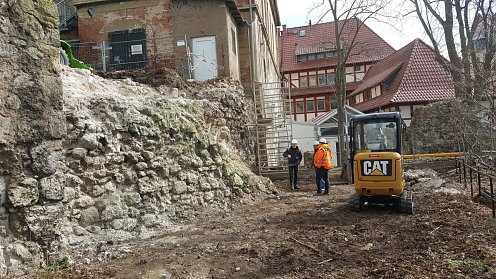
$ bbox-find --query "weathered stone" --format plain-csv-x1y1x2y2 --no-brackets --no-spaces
135,162,148,171
75,195,95,209
30,143,64,176
142,151,155,161
70,148,87,159
141,214,158,227
230,174,244,187
110,218,138,231
73,226,88,236
124,192,141,205
62,187,76,203
24,204,64,242
39,172,66,201
138,177,165,194
79,206,99,227
78,133,103,150
93,169,107,178
125,152,142,163
171,180,187,195
7,178,38,207
124,169,138,184
100,205,124,221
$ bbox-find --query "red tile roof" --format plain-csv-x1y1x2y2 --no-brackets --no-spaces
349,39,455,112
279,19,395,73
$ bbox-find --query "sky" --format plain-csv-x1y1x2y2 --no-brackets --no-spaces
276,0,429,50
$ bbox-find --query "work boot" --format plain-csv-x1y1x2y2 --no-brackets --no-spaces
294,185,301,190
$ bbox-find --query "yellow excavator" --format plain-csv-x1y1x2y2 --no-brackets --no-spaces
349,112,413,214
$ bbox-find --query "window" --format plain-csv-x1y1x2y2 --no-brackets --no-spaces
346,73,354,83
317,99,326,111
306,100,315,112
364,90,372,100
295,101,304,113
231,29,236,54
298,29,306,37
330,95,337,109
309,75,316,87
300,76,308,88
354,65,362,71
381,83,388,93
307,54,316,60
326,51,337,58
318,74,326,86
284,101,291,115
320,127,339,136
327,73,335,86
296,55,307,62
316,53,325,59
349,97,356,106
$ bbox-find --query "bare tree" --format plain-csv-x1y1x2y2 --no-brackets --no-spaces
324,0,390,180
410,0,496,163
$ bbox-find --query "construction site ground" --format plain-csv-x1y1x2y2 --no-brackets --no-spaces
35,168,496,279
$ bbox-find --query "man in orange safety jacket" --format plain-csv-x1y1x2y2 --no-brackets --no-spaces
313,138,332,195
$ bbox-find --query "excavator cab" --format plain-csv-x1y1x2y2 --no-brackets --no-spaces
349,112,413,214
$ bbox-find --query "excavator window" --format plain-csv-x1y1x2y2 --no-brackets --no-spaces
352,120,398,152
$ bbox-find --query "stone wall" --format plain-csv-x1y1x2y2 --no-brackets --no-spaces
0,0,66,276
0,1,271,276
404,99,494,155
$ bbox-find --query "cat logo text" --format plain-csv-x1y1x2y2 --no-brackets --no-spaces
360,159,392,176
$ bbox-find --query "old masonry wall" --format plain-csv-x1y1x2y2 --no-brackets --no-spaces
0,1,273,276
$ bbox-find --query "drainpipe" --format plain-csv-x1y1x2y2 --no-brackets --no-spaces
249,0,256,91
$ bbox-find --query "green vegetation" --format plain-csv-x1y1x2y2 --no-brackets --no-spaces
485,219,496,229
444,259,495,273
46,257,70,270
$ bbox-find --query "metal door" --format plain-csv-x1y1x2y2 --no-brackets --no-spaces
191,36,218,81
108,28,147,70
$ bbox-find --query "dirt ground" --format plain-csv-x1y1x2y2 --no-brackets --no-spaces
33,169,496,279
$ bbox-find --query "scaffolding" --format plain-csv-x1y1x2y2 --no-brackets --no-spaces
253,81,292,175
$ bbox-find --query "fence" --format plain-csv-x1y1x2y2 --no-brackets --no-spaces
456,158,496,218
68,37,188,75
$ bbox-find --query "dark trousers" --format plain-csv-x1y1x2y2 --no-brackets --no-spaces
316,168,329,193
289,165,298,188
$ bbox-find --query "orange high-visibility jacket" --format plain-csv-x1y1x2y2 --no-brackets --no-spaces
314,143,332,169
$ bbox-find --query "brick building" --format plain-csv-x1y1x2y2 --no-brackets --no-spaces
58,0,281,90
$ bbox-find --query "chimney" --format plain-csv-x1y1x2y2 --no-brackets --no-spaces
309,20,312,26
283,24,287,32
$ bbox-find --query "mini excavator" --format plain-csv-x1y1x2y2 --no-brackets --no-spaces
349,112,413,214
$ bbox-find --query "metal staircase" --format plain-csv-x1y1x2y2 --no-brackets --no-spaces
57,0,76,29
253,81,292,175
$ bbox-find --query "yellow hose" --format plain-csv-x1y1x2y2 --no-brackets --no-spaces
402,152,464,159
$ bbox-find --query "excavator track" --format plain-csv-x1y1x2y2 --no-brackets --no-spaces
399,189,414,214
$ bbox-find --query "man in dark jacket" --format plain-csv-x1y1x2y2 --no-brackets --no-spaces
283,139,302,190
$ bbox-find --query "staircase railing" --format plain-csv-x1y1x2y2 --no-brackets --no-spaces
57,0,76,28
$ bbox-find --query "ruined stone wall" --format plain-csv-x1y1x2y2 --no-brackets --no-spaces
0,1,269,277
404,99,494,155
